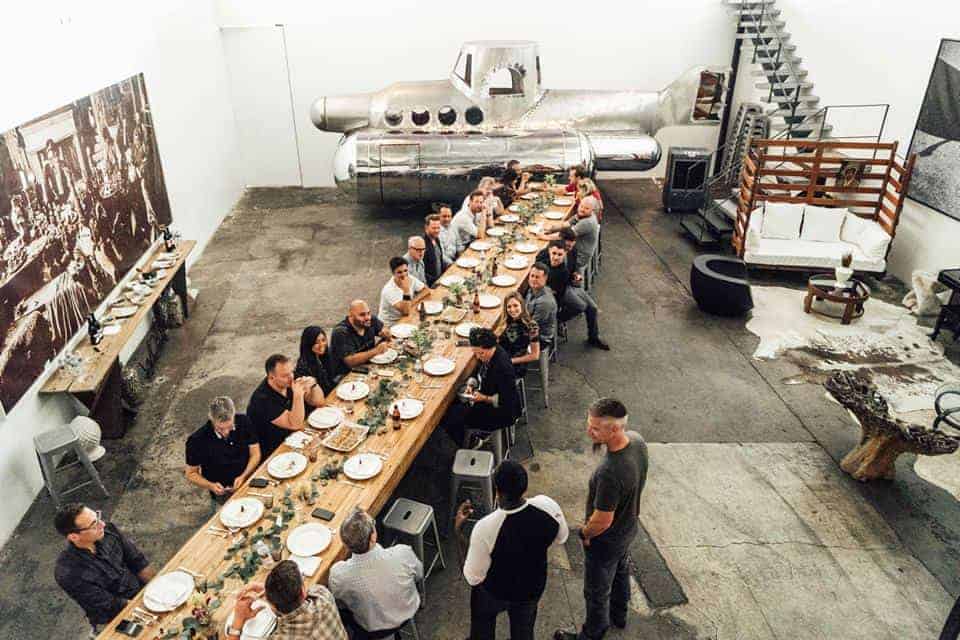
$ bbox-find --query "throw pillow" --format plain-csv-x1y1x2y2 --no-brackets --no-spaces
800,205,846,242
760,202,804,240
856,221,892,258
840,211,871,245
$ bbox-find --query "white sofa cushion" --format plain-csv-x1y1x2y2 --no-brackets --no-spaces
840,211,871,244
744,237,886,272
856,221,893,259
800,205,846,242
761,202,804,240
747,210,764,246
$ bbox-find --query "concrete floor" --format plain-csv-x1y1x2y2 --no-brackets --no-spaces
1,179,958,639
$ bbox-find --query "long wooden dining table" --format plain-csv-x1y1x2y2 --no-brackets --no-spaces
96,191,574,639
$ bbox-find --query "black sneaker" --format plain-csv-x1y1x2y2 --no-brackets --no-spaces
587,337,610,351
553,632,579,640
611,618,627,629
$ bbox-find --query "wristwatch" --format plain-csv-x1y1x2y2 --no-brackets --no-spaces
226,625,243,637
402,294,412,300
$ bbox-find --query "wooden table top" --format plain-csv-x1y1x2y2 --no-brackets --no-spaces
42,240,196,396
96,195,570,639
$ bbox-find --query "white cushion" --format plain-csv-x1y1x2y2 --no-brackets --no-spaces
840,211,871,244
856,221,892,259
760,202,804,240
744,237,886,272
800,205,846,243
747,210,764,246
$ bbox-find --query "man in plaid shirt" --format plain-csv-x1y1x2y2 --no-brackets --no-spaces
228,560,347,639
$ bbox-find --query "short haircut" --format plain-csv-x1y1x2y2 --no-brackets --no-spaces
494,460,528,502
340,507,375,554
208,396,236,424
264,560,304,614
264,354,289,375
469,189,485,201
589,397,628,421
424,213,440,226
530,262,549,276
548,239,566,252
580,195,598,212
507,159,520,167
389,256,408,272
574,165,589,179
435,202,452,212
54,503,85,536
468,327,497,348
559,227,577,242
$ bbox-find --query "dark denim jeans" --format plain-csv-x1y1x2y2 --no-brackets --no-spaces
470,584,539,640
940,594,960,640
579,542,631,640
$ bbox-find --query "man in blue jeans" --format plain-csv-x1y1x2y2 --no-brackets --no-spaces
554,398,648,640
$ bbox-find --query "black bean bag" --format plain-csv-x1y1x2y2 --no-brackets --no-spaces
690,255,753,317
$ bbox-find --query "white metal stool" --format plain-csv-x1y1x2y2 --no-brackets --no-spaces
449,449,495,531
35,424,109,507
382,498,446,606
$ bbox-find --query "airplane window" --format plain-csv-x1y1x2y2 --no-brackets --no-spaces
411,108,430,126
454,52,472,87
385,109,403,126
487,66,524,96
465,106,484,125
438,106,457,126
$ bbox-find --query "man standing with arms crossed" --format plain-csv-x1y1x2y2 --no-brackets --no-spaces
554,398,648,640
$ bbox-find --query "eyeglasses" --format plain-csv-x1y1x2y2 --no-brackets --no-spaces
73,510,103,533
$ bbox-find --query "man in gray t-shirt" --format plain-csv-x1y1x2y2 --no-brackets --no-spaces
554,398,649,640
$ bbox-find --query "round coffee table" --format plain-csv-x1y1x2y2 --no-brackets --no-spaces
803,274,870,324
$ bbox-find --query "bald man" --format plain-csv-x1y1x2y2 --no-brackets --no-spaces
329,300,393,378
403,236,428,285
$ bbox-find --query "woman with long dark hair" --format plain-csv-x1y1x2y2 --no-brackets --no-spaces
295,326,335,395
498,292,541,376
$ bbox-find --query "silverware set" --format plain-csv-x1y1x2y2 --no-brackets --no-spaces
132,607,158,626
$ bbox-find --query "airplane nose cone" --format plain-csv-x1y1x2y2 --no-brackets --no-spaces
310,97,327,130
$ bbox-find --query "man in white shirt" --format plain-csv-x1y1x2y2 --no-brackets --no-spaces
378,256,429,326
329,507,423,635
451,190,488,254
456,460,569,640
437,204,457,267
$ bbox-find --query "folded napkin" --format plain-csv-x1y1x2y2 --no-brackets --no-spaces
290,554,322,577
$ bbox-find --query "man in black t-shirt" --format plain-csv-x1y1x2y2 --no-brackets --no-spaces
185,396,261,504
554,398,648,640
328,300,392,378
247,354,326,458
457,461,568,640
539,240,609,351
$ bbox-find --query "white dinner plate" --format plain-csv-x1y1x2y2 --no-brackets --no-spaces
456,256,480,268
225,601,277,640
390,323,417,339
153,260,175,269
508,204,523,212
112,306,138,318
267,452,308,479
308,406,344,429
455,322,480,338
554,197,574,206
504,256,528,270
491,274,517,287
343,453,383,480
424,357,456,376
520,193,539,200
336,381,370,401
284,431,313,449
423,300,443,315
102,324,122,336
514,242,538,254
153,269,167,278
286,523,333,556
438,274,465,287
499,214,520,223
486,227,506,237
390,398,424,420
479,293,500,309
143,571,194,613
220,497,265,529
544,211,564,220
370,348,399,364
470,240,492,251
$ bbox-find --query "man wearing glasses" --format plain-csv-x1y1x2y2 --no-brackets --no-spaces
53,504,156,633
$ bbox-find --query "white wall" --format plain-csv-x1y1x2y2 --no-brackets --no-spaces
770,1,960,282
0,0,244,545
216,0,736,185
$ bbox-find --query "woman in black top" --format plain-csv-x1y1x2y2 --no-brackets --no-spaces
294,326,335,395
498,292,541,376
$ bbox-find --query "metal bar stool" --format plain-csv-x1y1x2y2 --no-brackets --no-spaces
464,427,507,468
526,340,556,408
34,424,109,507
382,498,446,606
515,377,528,425
449,449,495,532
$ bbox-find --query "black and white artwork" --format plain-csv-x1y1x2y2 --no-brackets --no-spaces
0,73,171,412
906,39,960,221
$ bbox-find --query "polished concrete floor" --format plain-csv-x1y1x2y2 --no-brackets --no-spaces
1,180,958,639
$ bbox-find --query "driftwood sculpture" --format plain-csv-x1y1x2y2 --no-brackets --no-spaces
825,371,960,481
